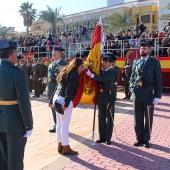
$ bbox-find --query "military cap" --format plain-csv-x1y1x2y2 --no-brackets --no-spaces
140,40,153,47
53,46,65,52
0,40,17,50
103,52,117,62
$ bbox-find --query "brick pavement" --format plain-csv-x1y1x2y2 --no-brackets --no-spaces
24,90,170,170
44,92,170,170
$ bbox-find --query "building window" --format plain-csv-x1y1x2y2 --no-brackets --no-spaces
141,15,150,23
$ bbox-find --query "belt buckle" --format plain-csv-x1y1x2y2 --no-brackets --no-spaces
99,89,103,93
138,81,142,87
48,78,51,82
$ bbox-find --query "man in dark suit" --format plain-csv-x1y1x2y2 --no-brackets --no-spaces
130,41,162,148
112,57,120,99
122,59,132,99
0,40,33,170
46,47,67,133
86,53,116,145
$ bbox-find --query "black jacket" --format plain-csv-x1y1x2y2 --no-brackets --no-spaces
50,69,79,107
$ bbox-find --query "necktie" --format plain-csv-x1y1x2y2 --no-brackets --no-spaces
140,60,145,70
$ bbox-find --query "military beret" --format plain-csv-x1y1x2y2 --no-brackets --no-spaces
0,40,17,50
53,46,65,52
103,52,117,62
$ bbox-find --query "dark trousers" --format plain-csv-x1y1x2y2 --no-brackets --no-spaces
33,79,42,97
112,85,117,98
134,101,154,142
124,81,131,97
28,79,33,92
0,132,27,170
98,104,115,141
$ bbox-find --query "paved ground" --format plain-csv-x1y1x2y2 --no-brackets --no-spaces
25,89,170,170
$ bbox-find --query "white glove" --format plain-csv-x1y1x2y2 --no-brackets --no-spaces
43,77,47,84
86,69,94,78
153,98,160,105
114,82,118,85
130,87,134,93
30,76,32,79
38,78,41,81
122,78,124,81
23,130,32,137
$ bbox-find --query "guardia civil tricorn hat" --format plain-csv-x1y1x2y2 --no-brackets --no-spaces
103,52,117,62
0,40,17,50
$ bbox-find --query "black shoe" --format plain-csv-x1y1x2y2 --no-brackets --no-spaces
36,96,40,98
49,128,56,133
96,139,106,143
106,140,111,145
134,140,143,146
123,97,127,99
143,141,150,148
127,97,130,100
32,95,36,97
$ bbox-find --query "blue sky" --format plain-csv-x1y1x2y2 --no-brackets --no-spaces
0,0,133,32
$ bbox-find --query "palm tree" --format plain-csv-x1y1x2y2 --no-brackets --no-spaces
0,27,9,37
105,12,134,33
18,2,37,35
159,3,170,20
38,6,65,34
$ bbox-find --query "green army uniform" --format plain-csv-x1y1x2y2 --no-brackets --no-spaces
122,64,132,99
46,59,67,127
32,62,44,97
0,40,33,170
130,53,162,145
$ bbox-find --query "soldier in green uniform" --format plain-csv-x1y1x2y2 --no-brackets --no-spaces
27,60,33,92
32,58,44,98
86,53,116,145
46,47,67,133
0,40,33,170
112,57,120,99
129,41,162,148
19,59,27,73
122,59,132,99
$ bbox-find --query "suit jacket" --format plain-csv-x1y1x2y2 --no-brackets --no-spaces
0,60,33,133
46,59,67,99
130,56,162,103
94,68,116,106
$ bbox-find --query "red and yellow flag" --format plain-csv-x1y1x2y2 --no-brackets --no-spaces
73,18,103,107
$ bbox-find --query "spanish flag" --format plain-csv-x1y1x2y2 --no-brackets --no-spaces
73,18,103,107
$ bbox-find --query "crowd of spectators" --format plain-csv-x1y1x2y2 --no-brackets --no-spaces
1,22,170,59
104,22,170,57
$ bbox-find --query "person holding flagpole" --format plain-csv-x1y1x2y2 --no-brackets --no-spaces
86,53,117,145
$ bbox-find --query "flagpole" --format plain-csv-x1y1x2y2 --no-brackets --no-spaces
91,94,97,146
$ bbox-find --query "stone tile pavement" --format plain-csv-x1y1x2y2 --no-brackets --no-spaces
25,89,170,170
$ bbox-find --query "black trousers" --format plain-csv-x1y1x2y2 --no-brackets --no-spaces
98,104,115,141
0,132,27,170
134,101,154,142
